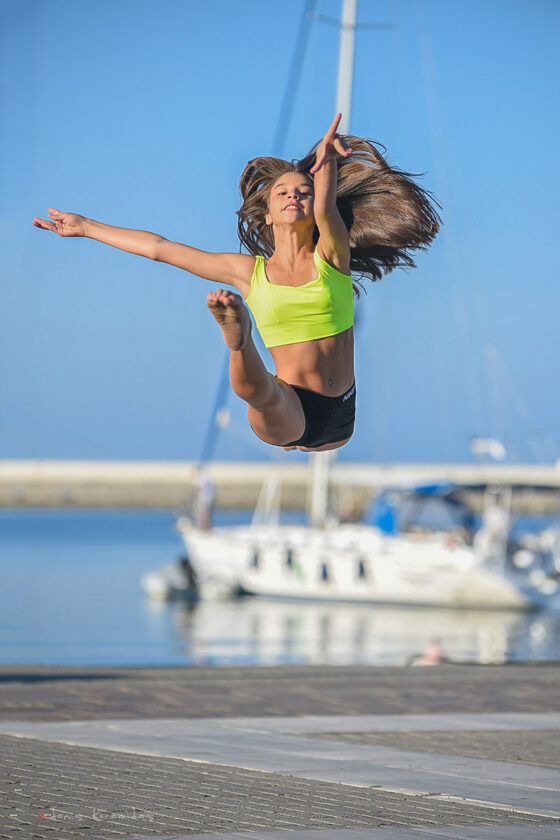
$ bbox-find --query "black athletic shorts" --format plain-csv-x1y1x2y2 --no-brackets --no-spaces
283,381,356,449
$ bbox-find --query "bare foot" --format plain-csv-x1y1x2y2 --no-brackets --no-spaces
207,289,251,351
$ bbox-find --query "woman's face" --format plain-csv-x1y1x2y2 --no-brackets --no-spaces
266,171,315,228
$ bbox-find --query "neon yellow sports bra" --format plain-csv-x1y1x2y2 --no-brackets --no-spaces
245,247,354,349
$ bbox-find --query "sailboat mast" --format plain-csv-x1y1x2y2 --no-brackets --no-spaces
336,0,357,133
308,0,358,528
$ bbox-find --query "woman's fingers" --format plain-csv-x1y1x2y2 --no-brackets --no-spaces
33,210,85,236
33,216,64,234
313,114,351,169
32,218,52,230
334,136,352,157
310,133,351,174
327,112,342,138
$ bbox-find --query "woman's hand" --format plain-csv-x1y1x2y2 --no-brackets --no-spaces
32,208,87,237
309,113,352,175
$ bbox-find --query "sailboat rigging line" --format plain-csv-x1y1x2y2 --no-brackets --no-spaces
272,0,317,157
484,343,560,462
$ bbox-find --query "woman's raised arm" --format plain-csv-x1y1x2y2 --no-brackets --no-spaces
32,209,253,291
309,114,352,274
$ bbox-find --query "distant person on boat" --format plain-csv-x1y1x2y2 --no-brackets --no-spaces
193,467,215,531
33,114,440,452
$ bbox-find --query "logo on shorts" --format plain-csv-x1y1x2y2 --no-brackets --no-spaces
342,384,356,402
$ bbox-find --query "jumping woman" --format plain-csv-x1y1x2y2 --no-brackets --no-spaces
33,114,440,452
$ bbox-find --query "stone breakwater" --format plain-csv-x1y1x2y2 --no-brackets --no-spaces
1,460,559,512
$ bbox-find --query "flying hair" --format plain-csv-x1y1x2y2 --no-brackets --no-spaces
237,135,442,295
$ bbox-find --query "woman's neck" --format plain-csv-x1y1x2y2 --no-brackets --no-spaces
270,227,315,268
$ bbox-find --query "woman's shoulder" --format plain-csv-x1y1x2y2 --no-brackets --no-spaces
314,245,352,278
228,252,259,297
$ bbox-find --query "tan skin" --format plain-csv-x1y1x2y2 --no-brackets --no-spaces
33,114,354,452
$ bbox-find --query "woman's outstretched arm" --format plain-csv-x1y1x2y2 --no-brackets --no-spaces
32,209,253,290
310,113,352,274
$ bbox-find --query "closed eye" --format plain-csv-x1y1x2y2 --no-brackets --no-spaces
274,189,313,196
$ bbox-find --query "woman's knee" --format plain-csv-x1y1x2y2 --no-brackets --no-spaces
234,372,282,411
247,393,305,445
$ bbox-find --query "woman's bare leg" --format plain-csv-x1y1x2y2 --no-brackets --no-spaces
207,289,305,445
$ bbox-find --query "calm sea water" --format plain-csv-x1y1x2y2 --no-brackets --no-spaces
1,510,559,667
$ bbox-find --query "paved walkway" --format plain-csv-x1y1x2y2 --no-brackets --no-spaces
1,664,559,839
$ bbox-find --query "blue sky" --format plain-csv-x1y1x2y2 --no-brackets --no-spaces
1,0,559,464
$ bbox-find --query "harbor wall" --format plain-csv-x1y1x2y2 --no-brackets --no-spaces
1,460,560,514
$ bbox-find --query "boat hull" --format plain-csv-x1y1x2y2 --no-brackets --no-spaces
178,522,537,610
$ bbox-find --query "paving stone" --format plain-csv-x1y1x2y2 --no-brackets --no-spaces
0,664,559,723
4,715,559,817
1,664,559,839
2,735,559,840
123,829,560,840
311,729,560,768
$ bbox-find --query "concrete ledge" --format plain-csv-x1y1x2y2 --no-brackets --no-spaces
1,460,560,511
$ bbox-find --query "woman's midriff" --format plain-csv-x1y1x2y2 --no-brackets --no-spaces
270,327,354,396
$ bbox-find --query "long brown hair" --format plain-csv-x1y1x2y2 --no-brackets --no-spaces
237,135,442,294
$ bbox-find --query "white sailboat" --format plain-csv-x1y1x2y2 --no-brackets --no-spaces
175,476,558,610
